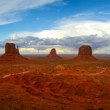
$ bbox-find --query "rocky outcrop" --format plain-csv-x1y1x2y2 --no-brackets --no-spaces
5,43,19,55
47,48,62,59
0,43,31,64
73,45,97,61
78,45,92,56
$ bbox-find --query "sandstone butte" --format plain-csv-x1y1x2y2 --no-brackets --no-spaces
73,45,97,61
0,43,31,64
47,48,62,59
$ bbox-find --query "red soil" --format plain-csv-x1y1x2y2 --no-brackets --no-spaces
0,68,110,110
73,55,98,61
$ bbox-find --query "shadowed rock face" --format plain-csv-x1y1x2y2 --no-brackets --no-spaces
49,48,56,56
78,45,92,56
74,45,97,61
5,43,19,54
47,48,62,59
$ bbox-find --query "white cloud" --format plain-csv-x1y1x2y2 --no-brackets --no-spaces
9,30,65,39
30,30,65,39
56,15,110,37
0,0,60,25
0,19,21,26
10,20,110,39
0,0,60,14
6,14,110,54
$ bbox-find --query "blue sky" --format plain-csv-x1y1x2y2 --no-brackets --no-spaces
0,0,110,54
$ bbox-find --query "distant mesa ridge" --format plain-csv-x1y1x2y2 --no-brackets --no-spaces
47,48,62,59
0,43,30,63
0,43,98,62
73,45,97,61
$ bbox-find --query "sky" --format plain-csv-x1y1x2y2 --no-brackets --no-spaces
0,0,110,54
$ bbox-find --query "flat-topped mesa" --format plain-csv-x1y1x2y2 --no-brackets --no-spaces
78,45,92,56
47,48,62,59
73,45,97,61
5,43,19,55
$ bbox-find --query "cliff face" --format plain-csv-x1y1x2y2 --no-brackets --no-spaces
74,45,97,61
47,48,62,59
78,45,92,56
0,43,31,64
5,43,19,55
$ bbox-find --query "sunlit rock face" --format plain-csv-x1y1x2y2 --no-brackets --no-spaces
78,45,92,56
47,48,62,59
73,45,97,61
5,43,19,54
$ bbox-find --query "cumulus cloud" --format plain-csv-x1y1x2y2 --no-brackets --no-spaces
57,20,110,37
10,19,110,38
1,13,110,54
0,0,60,25
3,34,110,54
